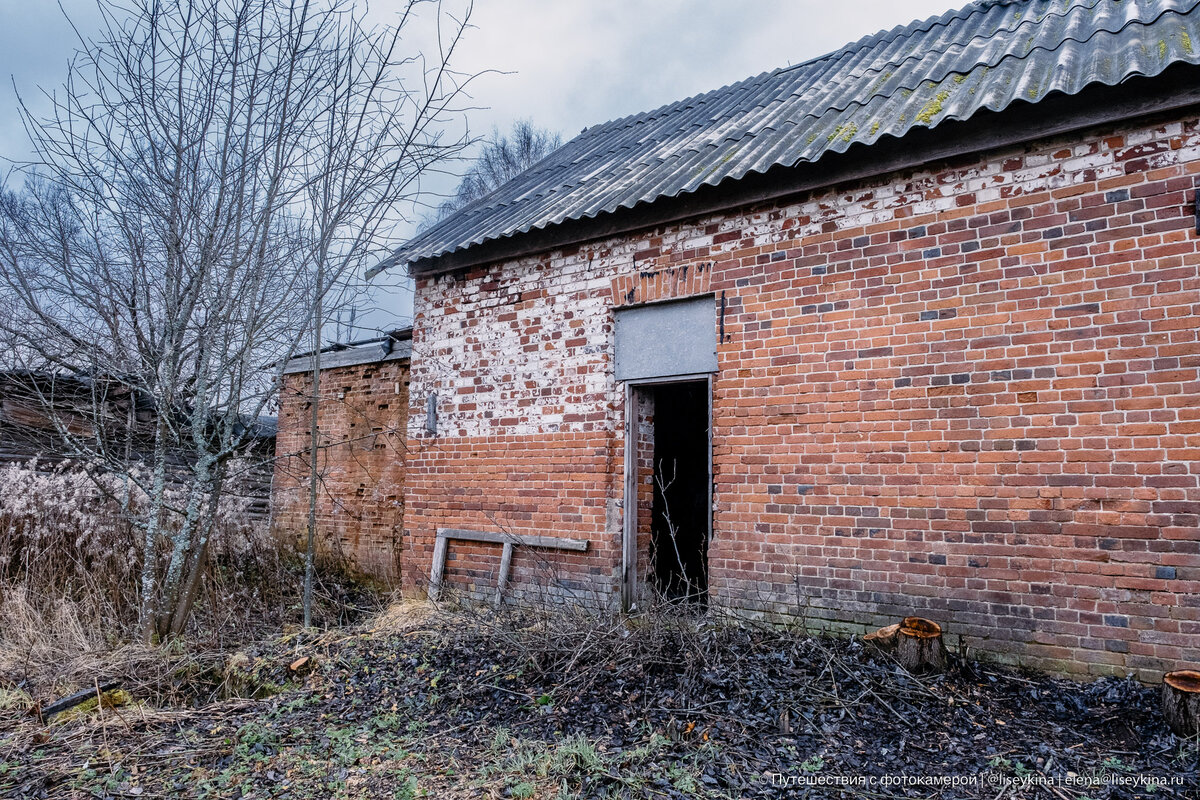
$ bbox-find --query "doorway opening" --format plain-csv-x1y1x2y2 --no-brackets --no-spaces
650,381,709,602
628,379,710,606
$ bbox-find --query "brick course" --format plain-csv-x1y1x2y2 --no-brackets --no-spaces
273,360,409,581
403,111,1200,678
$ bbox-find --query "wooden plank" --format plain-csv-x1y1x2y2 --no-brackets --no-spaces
429,528,588,603
436,528,588,552
621,383,637,612
428,533,449,601
42,681,120,722
706,373,714,548
494,541,514,606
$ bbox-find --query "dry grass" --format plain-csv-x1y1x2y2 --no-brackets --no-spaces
0,462,385,710
0,586,121,693
26,602,1200,798
364,597,436,635
3,599,1195,799
0,585,229,709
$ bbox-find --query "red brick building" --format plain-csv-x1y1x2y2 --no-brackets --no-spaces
273,333,411,581
282,0,1200,677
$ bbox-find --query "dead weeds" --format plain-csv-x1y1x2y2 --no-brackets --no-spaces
2,601,1197,799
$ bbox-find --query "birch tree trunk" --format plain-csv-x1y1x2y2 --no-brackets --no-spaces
139,410,171,642
167,462,226,637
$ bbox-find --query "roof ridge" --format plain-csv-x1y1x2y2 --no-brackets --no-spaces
569,69,783,146
452,0,1198,231
569,2,983,140
775,0,1009,78
376,0,1200,274
786,0,1200,129
517,0,1086,187
527,0,1196,194
793,0,1111,101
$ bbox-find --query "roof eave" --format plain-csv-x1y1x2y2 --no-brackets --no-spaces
278,328,414,375
400,62,1200,278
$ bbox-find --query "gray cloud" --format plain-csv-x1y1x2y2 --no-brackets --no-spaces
0,0,957,335
455,1,955,140
2,1,957,167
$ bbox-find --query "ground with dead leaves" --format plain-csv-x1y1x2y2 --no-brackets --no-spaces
2,604,1197,799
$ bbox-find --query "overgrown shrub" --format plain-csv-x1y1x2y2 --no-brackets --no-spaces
0,461,378,697
0,460,269,626
0,462,142,612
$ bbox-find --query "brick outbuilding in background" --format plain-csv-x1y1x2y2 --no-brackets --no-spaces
272,331,411,582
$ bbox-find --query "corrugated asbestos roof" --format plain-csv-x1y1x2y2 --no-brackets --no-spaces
382,0,1200,273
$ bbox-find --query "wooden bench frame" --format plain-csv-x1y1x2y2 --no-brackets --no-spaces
428,528,589,603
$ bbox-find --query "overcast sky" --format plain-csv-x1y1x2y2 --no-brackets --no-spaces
0,0,956,335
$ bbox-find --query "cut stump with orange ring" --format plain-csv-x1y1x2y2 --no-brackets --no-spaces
863,616,949,673
895,617,948,674
1162,670,1200,738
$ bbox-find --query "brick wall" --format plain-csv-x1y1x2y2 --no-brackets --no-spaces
404,110,1200,678
272,359,409,582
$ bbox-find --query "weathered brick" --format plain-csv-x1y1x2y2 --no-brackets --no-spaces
390,111,1200,678
272,360,410,582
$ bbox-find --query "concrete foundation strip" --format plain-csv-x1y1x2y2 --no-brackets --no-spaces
428,528,589,604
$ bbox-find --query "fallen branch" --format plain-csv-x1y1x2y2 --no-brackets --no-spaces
39,680,121,722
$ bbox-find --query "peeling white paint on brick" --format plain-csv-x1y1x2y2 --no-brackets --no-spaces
408,115,1200,452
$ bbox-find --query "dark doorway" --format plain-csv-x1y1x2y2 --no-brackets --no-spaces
650,381,709,603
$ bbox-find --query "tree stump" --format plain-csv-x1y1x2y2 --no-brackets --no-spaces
863,623,900,648
894,617,948,673
1162,670,1200,738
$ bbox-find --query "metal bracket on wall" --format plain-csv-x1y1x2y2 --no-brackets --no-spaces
428,528,589,605
1194,180,1200,235
425,392,437,435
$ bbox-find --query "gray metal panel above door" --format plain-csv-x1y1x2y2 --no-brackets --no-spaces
614,296,717,381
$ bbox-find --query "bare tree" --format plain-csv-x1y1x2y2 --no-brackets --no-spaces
434,118,560,218
0,0,478,641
